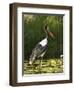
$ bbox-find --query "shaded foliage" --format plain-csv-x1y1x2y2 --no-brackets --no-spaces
24,14,63,60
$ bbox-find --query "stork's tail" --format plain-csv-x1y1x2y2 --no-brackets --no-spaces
29,52,36,65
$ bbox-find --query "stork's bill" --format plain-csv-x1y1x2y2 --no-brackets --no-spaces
49,31,55,38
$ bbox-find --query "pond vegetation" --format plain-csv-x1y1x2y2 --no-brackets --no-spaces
24,58,63,74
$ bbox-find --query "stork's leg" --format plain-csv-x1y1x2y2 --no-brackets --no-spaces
39,57,43,73
40,57,43,67
40,59,42,69
40,51,46,68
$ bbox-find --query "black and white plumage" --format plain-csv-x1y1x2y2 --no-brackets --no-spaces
29,38,48,64
29,25,54,65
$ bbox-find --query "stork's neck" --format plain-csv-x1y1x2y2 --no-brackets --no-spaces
45,29,49,39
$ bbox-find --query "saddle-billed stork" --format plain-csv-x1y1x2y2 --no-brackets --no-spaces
29,24,55,67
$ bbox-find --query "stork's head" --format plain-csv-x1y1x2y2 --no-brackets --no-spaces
44,24,55,39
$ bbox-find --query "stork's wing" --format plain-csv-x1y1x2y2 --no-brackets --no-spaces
30,43,48,59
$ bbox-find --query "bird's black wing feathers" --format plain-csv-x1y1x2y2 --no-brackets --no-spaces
30,43,48,59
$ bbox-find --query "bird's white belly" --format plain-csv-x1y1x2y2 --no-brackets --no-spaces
39,38,47,46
